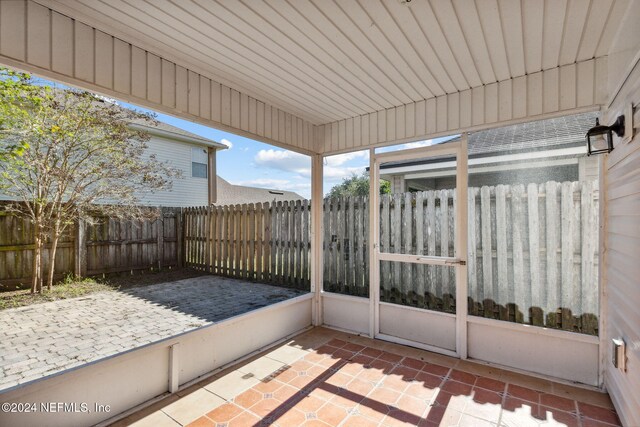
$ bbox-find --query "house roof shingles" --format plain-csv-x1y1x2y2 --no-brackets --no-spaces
378,111,597,170
129,118,227,149
215,177,304,205
464,111,597,155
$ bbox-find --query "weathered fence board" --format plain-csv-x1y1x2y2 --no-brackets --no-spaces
3,179,598,333
320,180,599,334
184,201,311,290
0,206,181,288
184,178,598,333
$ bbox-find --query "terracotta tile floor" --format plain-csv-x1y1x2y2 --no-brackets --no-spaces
113,327,620,427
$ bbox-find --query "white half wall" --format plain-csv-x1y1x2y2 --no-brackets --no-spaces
467,318,599,386
0,294,312,427
379,303,456,352
321,292,369,336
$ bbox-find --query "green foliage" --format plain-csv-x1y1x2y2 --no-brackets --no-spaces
327,171,390,197
0,67,181,218
0,69,42,166
0,66,182,292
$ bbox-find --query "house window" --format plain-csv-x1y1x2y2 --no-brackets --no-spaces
192,147,208,179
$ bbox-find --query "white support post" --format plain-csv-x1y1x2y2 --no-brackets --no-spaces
169,343,179,393
455,134,469,359
369,148,379,339
598,153,607,389
311,154,324,326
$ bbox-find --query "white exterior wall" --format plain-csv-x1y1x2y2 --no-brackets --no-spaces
140,136,209,207
601,1,640,425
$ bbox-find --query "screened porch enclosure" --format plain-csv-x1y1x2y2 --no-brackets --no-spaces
177,113,602,390
183,177,600,334
183,113,600,337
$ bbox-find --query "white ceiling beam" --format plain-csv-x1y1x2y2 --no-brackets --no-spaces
317,58,607,155
0,0,317,155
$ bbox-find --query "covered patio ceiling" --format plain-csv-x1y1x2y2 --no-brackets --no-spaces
2,0,627,155
47,0,623,123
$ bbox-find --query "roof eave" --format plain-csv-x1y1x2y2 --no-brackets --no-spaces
128,123,228,150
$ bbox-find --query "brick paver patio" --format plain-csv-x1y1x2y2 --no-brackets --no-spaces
114,327,620,427
0,276,305,391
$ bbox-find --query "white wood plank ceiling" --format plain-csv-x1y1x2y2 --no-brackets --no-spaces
45,0,626,127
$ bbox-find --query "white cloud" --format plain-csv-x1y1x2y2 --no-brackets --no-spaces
324,151,368,167
322,150,369,182
376,139,438,154
252,148,371,196
285,182,312,193
254,149,311,175
402,139,434,149
323,165,367,179
220,138,234,149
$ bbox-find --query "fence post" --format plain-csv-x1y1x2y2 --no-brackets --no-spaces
157,207,165,270
176,208,184,268
74,217,87,277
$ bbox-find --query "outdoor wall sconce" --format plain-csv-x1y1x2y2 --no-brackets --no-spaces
586,115,625,155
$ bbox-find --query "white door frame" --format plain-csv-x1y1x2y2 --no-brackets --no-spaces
368,135,468,359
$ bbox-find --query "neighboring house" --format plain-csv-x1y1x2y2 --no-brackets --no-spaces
381,112,599,193
215,177,304,205
128,120,228,207
0,111,302,207
0,104,228,207
132,121,305,207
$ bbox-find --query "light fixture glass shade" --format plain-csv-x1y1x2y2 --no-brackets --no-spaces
586,119,614,155
587,132,612,155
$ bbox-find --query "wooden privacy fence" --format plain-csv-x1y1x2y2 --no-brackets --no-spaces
323,196,369,297
183,200,311,290
0,206,181,288
323,180,599,335
468,181,599,334
183,180,599,334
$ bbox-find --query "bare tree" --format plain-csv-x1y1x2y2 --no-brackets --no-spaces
0,68,181,292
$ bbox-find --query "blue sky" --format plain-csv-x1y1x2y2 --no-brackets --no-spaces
33,76,453,198
124,108,455,198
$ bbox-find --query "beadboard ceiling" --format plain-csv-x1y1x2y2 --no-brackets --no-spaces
44,0,626,125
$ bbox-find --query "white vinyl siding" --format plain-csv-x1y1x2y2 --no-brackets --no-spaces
139,136,209,207
600,6,640,425
0,135,210,207
0,1,315,154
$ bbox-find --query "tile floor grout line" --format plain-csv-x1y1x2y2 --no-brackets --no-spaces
139,329,619,427
495,381,509,427
159,408,183,426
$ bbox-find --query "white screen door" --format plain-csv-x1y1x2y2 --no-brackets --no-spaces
370,138,468,358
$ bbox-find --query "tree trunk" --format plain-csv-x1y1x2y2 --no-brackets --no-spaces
31,236,38,294
31,223,41,294
47,232,60,291
36,238,43,293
